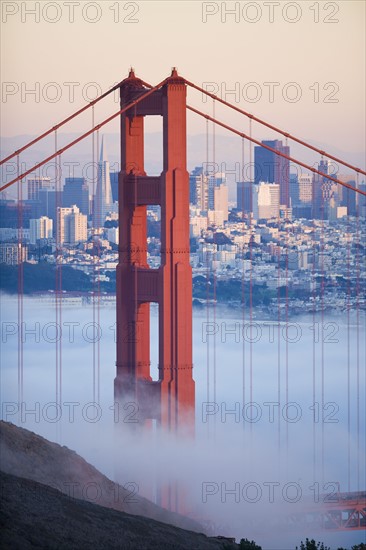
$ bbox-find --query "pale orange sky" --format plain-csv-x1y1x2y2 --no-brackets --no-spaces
1,1,365,157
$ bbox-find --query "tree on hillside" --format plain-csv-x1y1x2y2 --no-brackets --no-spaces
296,540,330,550
239,538,262,550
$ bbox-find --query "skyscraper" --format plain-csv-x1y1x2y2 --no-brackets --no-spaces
338,177,356,216
313,159,338,219
63,177,89,216
38,189,62,236
358,182,366,217
208,172,225,210
29,216,53,244
237,181,253,214
94,136,112,228
289,173,299,206
298,173,313,204
57,205,87,245
214,180,228,216
27,177,52,201
252,182,280,220
254,140,290,206
110,171,119,203
189,166,208,212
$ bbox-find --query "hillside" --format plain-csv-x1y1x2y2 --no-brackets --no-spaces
0,470,237,549
0,421,238,549
0,421,201,532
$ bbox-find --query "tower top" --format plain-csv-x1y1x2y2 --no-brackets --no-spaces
168,67,185,85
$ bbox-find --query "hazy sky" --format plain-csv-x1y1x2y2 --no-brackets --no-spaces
1,1,365,159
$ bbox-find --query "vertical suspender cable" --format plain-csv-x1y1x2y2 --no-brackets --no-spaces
55,130,59,415
205,116,210,440
355,173,360,492
212,98,216,437
285,138,289,467
54,128,62,438
249,119,253,441
17,154,24,417
312,163,317,483
241,136,246,436
347,181,351,491
58,151,62,410
277,161,281,467
96,128,101,406
92,105,96,404
320,157,325,488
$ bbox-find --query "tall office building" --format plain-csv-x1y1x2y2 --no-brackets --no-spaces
189,167,227,218
94,136,112,228
189,166,208,212
337,177,356,216
254,140,290,206
27,177,52,200
208,172,226,210
237,181,253,214
0,243,28,265
252,182,280,220
289,173,299,206
29,216,53,244
63,177,89,216
57,205,87,245
298,173,313,204
357,182,366,217
110,171,119,203
0,200,34,229
213,182,228,220
313,159,339,219
38,189,62,235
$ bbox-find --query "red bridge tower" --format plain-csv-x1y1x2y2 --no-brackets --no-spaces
114,69,195,436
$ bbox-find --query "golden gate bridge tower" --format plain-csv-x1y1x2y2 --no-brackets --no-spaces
114,68,195,438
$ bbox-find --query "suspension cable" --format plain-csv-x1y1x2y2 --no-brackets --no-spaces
186,106,366,197
0,77,170,193
184,78,366,176
0,80,128,166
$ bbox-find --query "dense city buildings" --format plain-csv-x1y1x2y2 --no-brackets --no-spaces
1,139,365,318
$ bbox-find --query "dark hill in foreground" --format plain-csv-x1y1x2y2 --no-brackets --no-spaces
0,421,238,549
0,421,200,532
0,470,237,549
